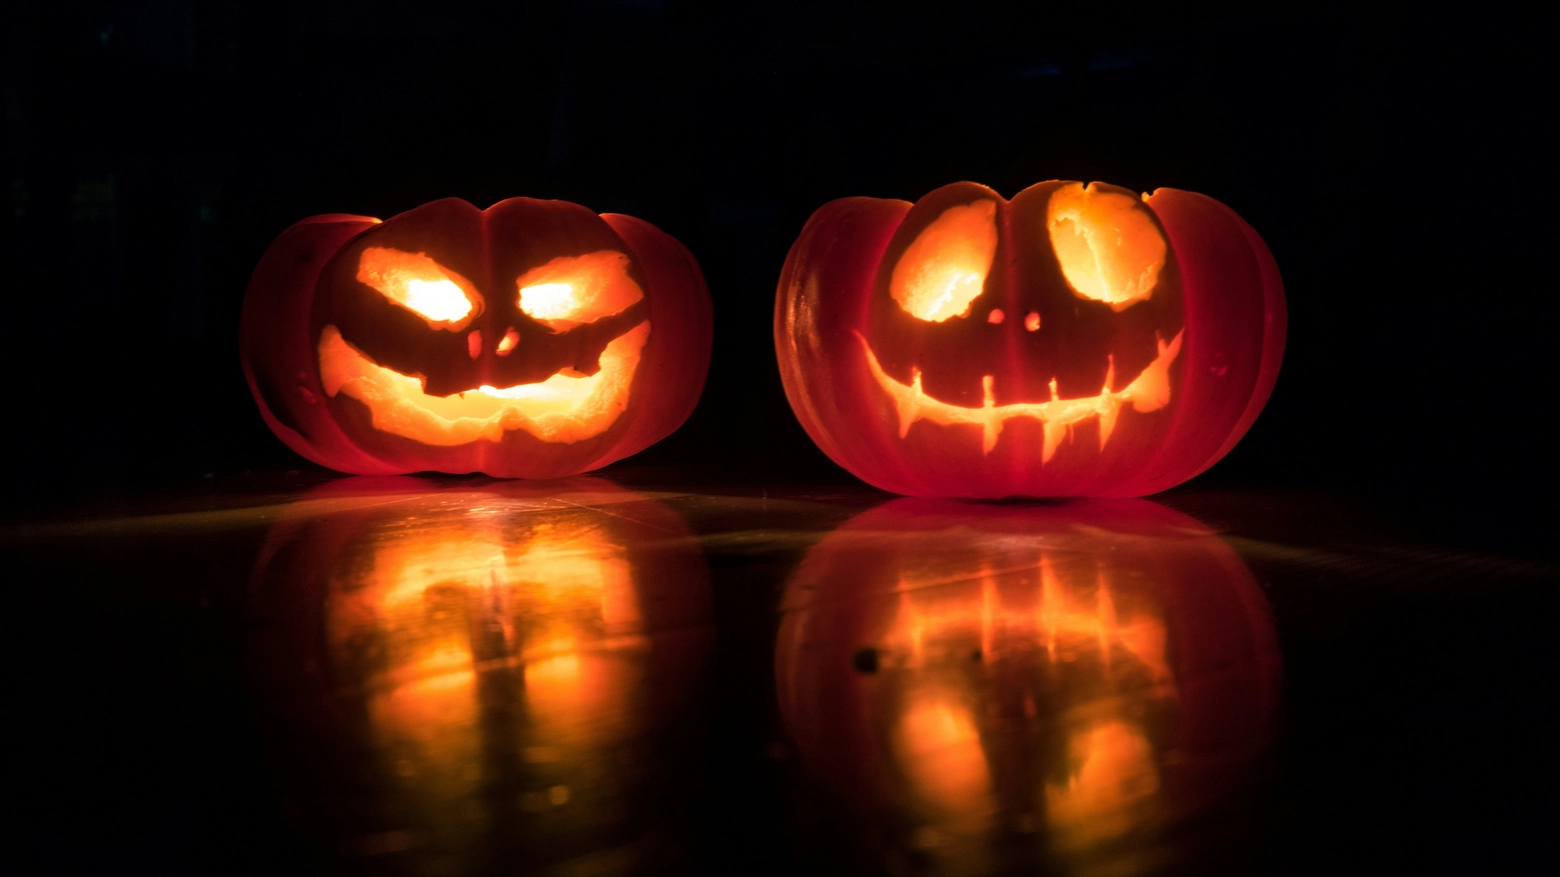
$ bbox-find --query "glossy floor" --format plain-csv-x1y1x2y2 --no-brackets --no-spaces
7,471,1552,876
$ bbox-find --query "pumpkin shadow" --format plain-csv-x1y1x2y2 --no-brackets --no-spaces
775,498,1282,876
248,475,713,875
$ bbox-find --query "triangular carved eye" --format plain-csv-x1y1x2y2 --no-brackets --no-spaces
517,251,644,331
890,200,998,322
1046,183,1165,311
357,247,481,329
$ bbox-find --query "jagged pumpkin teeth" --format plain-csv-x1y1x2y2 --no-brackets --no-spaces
240,196,712,479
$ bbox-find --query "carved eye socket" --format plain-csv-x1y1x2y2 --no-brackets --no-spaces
890,200,999,322
517,251,644,331
1046,183,1166,311
357,247,481,329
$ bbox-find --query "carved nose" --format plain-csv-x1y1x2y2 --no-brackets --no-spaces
496,327,519,356
467,329,482,359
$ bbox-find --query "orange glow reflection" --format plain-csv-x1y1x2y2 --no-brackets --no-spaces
777,499,1280,874
320,508,648,832
896,694,992,828
250,478,711,872
1046,721,1160,848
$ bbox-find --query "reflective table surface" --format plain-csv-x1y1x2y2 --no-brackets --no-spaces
7,470,1553,876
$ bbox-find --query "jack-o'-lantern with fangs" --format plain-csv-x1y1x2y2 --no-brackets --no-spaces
775,181,1285,497
242,197,712,478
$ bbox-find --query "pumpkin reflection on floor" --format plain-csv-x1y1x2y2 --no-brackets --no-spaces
249,477,711,874
775,499,1280,876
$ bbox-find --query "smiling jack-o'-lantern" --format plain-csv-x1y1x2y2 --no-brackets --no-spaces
242,197,712,478
775,499,1280,874
249,477,712,873
775,181,1285,497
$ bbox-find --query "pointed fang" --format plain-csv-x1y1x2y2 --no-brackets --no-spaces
1042,419,1066,463
855,330,1182,463
1098,400,1120,451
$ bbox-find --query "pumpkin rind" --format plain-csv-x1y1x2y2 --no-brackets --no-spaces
241,199,712,478
239,213,400,475
774,181,1285,498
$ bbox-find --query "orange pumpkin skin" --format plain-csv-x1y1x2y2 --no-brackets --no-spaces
774,182,1285,497
241,198,712,478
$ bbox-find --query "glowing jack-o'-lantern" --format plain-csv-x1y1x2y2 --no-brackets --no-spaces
775,181,1286,497
249,477,712,872
775,499,1280,874
241,197,713,478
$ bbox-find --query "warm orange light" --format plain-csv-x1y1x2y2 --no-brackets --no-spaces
323,512,648,835
1046,183,1166,311
895,695,992,813
1037,556,1169,684
357,246,479,327
885,555,1170,687
1044,721,1160,845
773,499,1280,870
340,517,642,683
517,251,644,331
874,541,1172,846
495,327,519,355
858,329,1183,458
317,320,650,445
368,660,480,812
369,534,507,612
891,201,999,322
518,283,579,320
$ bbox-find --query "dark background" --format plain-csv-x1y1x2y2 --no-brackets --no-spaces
2,1,1553,541
4,5,1557,877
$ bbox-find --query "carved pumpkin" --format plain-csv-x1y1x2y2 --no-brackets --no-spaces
249,477,713,871
241,198,713,478
775,181,1285,497
775,499,1281,873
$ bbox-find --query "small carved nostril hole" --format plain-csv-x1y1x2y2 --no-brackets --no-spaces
1025,312,1041,332
496,328,519,356
467,330,482,359
988,308,1004,324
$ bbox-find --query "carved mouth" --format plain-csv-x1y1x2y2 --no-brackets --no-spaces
858,330,1183,461
318,321,650,446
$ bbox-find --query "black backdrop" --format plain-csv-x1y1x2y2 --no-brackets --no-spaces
3,2,1553,552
